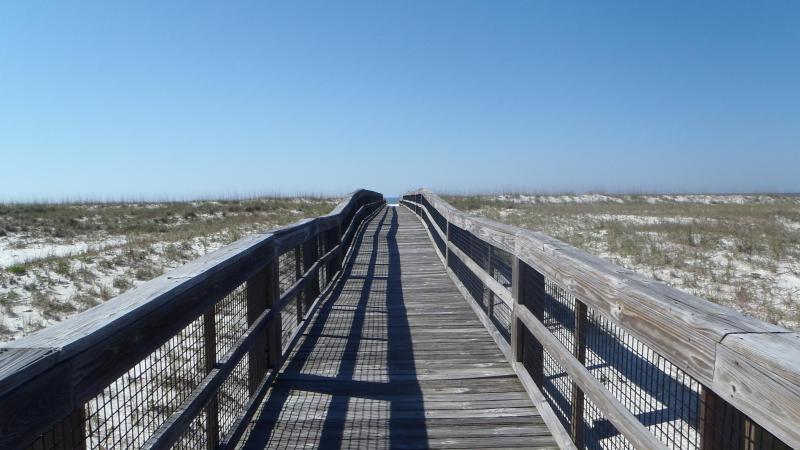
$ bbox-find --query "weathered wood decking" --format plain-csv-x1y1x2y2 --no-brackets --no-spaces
239,206,557,449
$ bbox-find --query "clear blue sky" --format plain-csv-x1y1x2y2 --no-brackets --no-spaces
1,1,798,200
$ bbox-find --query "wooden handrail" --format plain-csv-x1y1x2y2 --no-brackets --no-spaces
144,199,385,449
401,190,800,450
0,190,384,449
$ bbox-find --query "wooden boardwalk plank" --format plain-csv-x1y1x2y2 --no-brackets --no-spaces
239,206,557,449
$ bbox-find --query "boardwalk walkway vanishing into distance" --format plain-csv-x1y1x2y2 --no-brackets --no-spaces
240,206,555,449
1,189,798,450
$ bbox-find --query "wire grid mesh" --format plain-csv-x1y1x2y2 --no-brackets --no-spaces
584,394,632,450
83,315,206,449
281,303,298,351
316,234,328,289
448,251,486,310
420,195,447,233
542,347,575,435
172,403,208,450
543,279,577,354
489,294,512,341
278,247,301,347
489,246,513,288
278,248,300,294
585,306,702,449
449,223,490,271
215,283,248,360
420,207,446,255
217,355,250,439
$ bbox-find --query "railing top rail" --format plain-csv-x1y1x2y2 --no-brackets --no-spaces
0,189,382,397
403,187,800,448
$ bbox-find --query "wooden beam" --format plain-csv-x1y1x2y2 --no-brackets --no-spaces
570,300,588,448
712,332,799,448
511,256,524,364
515,303,668,450
294,247,303,324
265,259,281,371
406,188,797,433
203,310,219,450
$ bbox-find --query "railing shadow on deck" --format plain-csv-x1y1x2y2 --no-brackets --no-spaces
242,207,429,449
400,189,798,450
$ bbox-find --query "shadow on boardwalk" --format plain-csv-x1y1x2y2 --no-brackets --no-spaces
242,208,428,449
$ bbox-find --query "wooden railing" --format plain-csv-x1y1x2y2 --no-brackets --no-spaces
401,189,799,450
0,190,384,450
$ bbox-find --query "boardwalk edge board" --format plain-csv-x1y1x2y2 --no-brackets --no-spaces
402,189,800,450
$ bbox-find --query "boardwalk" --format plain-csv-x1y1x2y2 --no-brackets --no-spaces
3,191,797,450
240,206,557,449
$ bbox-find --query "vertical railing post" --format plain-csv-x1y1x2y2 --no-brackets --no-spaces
511,256,524,364
484,245,494,319
700,386,717,450
247,257,280,394
294,247,303,324
203,310,218,449
445,209,451,266
38,405,86,450
571,300,588,448
524,264,546,387
700,386,747,450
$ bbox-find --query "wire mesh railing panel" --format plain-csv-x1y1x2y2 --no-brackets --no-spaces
449,224,490,271
173,404,208,450
281,300,297,350
216,284,248,360
584,394,633,450
489,246,513,288
542,348,574,435
490,295,512,341
217,355,250,439
278,248,299,294
544,279,576,354
420,195,447,234
585,306,701,450
420,206,446,255
84,315,206,449
448,252,486,311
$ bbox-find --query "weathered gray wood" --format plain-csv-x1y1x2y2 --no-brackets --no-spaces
446,237,513,308
0,361,74,449
217,203,387,450
712,332,800,448
515,303,667,450
511,256,523,364
407,202,580,450
0,348,59,397
144,304,281,449
0,189,382,450
513,358,578,450
239,206,557,449
247,266,269,395
407,188,797,437
570,300,587,448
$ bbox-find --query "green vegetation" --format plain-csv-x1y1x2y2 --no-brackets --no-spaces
0,196,338,342
443,194,800,330
6,265,26,275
